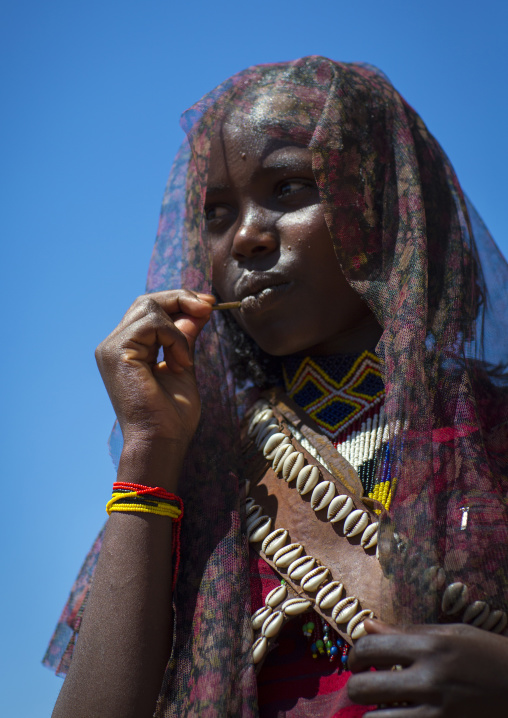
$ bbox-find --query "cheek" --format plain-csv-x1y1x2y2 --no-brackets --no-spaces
279,209,336,273
211,244,232,299
278,204,327,243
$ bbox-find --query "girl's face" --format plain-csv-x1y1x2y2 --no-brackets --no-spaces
206,120,381,356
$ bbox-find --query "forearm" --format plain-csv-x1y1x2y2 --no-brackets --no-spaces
53,441,183,718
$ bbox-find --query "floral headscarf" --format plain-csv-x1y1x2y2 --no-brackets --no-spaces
45,57,508,717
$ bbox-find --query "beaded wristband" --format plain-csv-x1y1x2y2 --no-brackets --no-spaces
107,482,184,588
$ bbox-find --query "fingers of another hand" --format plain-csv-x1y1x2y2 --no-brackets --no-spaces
349,634,436,673
351,622,477,674
364,619,470,639
364,706,440,718
348,666,432,707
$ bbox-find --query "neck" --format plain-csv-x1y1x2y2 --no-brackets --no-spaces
298,313,383,356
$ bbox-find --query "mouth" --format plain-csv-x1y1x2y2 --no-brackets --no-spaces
235,273,288,300
238,281,292,313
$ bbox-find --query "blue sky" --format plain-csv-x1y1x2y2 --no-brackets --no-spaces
1,1,507,715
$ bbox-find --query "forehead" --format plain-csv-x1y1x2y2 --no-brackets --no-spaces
225,83,326,138
207,120,313,188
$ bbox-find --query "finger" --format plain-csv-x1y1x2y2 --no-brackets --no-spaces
110,291,214,337
148,289,215,318
348,667,428,706
137,292,213,358
118,313,193,371
364,706,439,718
349,634,433,672
365,619,470,639
398,623,471,638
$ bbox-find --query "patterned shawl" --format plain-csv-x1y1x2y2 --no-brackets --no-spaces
44,57,508,717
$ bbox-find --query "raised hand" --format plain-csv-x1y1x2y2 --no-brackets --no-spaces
95,290,215,448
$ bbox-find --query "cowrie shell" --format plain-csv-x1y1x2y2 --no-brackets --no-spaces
328,495,354,523
483,609,507,634
316,581,344,609
282,451,305,483
491,612,508,635
288,555,316,580
251,605,272,630
257,423,279,448
274,543,303,568
246,503,262,522
463,601,490,627
248,407,272,436
251,414,274,441
246,509,264,532
265,584,288,608
441,582,468,615
263,433,289,459
252,635,267,663
254,417,277,441
269,438,291,461
296,465,320,495
262,528,289,556
251,405,272,424
425,565,446,591
282,597,312,616
300,566,329,592
347,610,374,640
245,497,255,511
332,596,359,624
311,481,335,511
262,610,284,637
361,522,379,549
248,516,272,543
344,509,369,537
272,443,293,474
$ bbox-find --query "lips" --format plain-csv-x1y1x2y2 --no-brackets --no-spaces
235,272,289,302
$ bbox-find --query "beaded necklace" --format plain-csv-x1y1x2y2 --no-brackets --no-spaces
282,350,392,511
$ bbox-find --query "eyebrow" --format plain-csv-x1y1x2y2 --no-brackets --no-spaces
205,159,312,197
205,182,231,196
205,145,313,197
260,156,312,171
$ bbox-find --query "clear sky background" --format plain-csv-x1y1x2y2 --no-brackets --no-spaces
1,1,507,715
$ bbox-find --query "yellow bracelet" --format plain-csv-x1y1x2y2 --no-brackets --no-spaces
108,502,181,518
106,491,182,518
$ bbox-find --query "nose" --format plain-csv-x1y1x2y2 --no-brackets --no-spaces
231,206,278,261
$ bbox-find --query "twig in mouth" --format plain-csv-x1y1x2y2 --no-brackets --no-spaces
211,301,242,311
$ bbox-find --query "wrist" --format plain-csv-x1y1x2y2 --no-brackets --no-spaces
117,436,188,492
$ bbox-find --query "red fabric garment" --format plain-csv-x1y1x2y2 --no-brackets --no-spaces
250,551,372,717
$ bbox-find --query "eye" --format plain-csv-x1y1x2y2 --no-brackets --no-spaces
277,179,309,197
205,204,231,222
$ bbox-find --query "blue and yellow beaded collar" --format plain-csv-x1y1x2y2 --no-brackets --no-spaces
282,350,384,444
282,350,392,510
